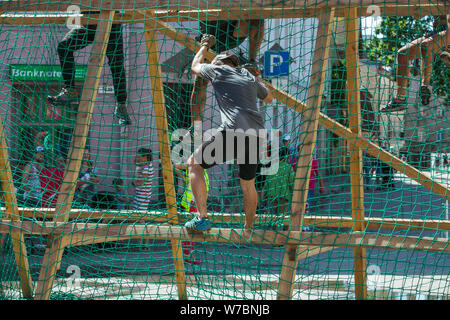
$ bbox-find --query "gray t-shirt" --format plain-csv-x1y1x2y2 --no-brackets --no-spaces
199,64,268,132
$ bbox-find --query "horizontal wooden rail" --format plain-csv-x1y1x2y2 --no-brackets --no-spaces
0,4,445,25
2,0,441,12
3,210,450,232
1,220,448,253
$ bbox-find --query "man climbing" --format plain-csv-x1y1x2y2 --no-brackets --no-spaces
184,35,273,232
189,19,265,130
439,4,450,66
382,14,448,112
48,12,131,125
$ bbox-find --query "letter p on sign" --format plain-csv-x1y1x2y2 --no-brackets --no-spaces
264,51,289,77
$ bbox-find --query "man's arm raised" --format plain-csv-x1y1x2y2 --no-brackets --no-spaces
262,84,273,104
191,45,210,76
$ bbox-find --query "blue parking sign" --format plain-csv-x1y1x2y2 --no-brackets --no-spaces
264,51,289,77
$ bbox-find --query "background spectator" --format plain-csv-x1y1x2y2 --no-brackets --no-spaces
131,148,154,249
113,177,130,210
263,148,295,215
363,151,376,191
21,146,45,207
307,155,325,211
443,153,449,168
74,152,100,207
132,148,154,210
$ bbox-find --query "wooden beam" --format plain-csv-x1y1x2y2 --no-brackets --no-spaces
33,10,115,300
1,4,445,25
3,220,449,253
268,89,450,201
320,116,450,201
266,88,450,201
2,0,441,12
3,213,450,232
314,216,450,232
57,229,450,253
297,246,335,260
144,13,188,300
153,5,445,20
0,102,33,298
0,12,127,25
278,8,335,300
345,7,367,300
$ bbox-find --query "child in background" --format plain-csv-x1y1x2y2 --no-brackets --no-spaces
74,152,100,207
132,148,154,249
113,178,130,210
132,148,154,210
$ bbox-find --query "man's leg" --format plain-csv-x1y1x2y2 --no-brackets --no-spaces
439,7,450,66
106,24,131,125
186,130,225,231
184,145,213,231
233,20,265,71
248,20,264,62
382,37,425,112
188,158,208,219
240,178,258,230
420,38,434,105
238,132,263,230
49,25,96,105
420,31,446,105
190,76,208,125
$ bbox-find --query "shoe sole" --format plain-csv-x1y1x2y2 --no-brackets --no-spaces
117,119,132,126
47,97,80,105
114,111,132,126
381,107,406,112
185,224,211,232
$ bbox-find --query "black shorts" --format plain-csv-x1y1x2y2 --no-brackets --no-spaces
193,130,263,180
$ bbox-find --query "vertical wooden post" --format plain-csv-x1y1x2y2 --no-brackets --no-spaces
0,113,33,298
345,7,368,300
144,14,188,300
34,10,115,300
277,8,335,300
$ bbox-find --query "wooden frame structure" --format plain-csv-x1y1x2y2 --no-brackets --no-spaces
0,0,448,300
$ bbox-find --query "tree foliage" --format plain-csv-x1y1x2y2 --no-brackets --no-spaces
364,16,449,101
365,16,433,65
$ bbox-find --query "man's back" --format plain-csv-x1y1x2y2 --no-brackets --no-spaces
199,64,268,132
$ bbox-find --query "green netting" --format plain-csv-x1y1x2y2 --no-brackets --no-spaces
0,1,449,301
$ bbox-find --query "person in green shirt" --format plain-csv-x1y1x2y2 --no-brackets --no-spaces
263,148,295,215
